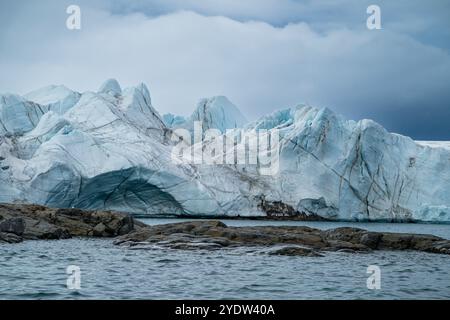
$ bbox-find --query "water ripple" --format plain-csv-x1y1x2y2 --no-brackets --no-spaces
1,221,450,299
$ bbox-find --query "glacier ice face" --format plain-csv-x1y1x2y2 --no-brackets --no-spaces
189,96,248,132
165,96,248,134
0,94,44,135
25,85,81,115
98,79,122,97
248,106,450,222
1,80,449,222
162,113,186,127
416,141,450,151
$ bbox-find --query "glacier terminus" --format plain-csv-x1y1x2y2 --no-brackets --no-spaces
1,79,449,223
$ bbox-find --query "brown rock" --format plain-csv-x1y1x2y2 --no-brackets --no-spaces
93,223,107,237
0,203,137,241
2,204,450,259
325,240,370,252
0,232,23,243
360,232,382,249
0,218,25,235
378,233,414,250
115,220,450,257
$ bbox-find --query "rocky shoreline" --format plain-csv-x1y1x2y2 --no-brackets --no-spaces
1,204,450,257
0,203,143,243
114,220,450,256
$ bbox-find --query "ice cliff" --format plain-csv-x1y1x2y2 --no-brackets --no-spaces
1,80,449,222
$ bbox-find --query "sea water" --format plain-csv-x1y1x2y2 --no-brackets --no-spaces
1,220,449,299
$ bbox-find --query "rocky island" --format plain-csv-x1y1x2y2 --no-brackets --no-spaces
2,204,450,257
114,220,450,256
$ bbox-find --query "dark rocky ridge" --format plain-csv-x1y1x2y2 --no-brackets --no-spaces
0,203,143,243
114,220,450,256
2,204,450,257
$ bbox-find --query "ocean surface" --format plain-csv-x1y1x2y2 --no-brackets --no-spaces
1,219,450,300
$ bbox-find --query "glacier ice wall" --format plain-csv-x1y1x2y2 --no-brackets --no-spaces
1,80,449,222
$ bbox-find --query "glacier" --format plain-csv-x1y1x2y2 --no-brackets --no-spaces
1,79,449,222
163,96,248,134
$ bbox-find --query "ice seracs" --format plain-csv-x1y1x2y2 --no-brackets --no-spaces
250,105,450,222
98,78,122,97
0,80,449,222
416,141,450,151
0,94,44,135
165,96,248,133
189,96,248,132
163,113,186,127
25,85,81,115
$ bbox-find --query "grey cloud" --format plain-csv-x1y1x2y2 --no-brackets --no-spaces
105,0,450,50
0,1,449,140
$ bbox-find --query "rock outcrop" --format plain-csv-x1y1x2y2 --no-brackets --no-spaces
0,203,139,243
2,204,449,257
114,221,450,256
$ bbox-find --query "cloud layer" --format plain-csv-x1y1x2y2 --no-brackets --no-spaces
0,0,449,139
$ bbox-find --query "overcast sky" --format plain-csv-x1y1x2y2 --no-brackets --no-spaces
1,0,449,139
